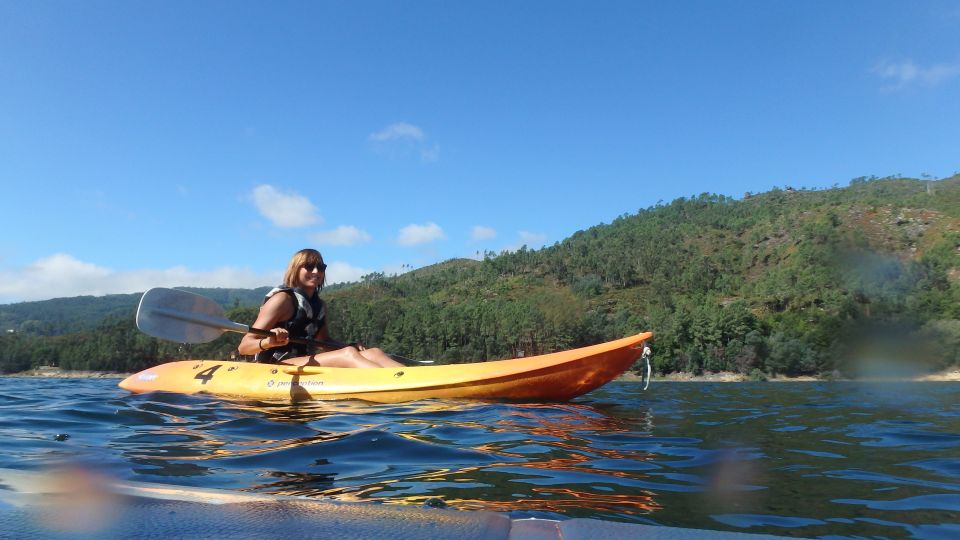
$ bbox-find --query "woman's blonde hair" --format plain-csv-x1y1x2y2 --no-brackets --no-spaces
283,249,325,290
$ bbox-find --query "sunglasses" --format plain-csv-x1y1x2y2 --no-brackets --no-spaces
302,263,327,272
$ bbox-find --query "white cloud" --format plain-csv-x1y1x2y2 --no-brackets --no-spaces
324,261,371,285
872,59,960,89
0,253,280,303
502,231,548,253
311,225,372,246
519,230,547,246
369,122,424,142
368,122,439,163
471,225,497,241
0,254,405,303
251,184,321,228
398,222,446,246
382,263,414,277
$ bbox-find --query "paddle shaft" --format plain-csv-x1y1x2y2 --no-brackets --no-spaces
246,325,353,352
245,325,428,365
244,324,429,365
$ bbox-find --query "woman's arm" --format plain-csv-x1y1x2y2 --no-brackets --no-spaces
316,317,330,343
310,317,343,352
237,294,294,356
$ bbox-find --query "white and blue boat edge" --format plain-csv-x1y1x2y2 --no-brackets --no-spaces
0,467,794,539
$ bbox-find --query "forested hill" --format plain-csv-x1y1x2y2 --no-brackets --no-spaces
0,287,272,336
2,175,958,377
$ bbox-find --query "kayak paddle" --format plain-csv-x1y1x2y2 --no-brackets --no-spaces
135,287,431,366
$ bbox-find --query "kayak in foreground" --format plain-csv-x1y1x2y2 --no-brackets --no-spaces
119,332,653,403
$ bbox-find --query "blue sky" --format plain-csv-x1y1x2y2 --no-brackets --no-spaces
1,1,958,303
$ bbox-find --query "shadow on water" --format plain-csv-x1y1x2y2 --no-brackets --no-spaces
1,378,959,537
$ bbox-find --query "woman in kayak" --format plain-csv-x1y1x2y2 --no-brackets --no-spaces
237,248,402,368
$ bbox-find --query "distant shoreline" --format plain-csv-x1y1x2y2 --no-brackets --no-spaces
4,367,130,379
618,369,960,383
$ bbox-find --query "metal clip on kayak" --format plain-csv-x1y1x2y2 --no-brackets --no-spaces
641,345,652,391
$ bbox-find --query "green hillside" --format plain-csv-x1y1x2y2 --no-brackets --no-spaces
321,175,959,377
2,175,958,376
0,287,272,335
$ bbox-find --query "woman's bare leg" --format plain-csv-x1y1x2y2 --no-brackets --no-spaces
279,346,400,368
358,347,403,367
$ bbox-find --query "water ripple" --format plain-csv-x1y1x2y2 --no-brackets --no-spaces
833,494,960,511
0,378,958,538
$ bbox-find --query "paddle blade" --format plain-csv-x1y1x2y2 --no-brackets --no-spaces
136,288,248,344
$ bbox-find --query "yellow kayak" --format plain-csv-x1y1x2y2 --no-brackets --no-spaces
119,332,652,403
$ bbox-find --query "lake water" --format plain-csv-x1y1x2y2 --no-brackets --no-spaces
0,378,958,539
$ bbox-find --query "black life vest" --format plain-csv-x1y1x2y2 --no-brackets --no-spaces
254,287,326,364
